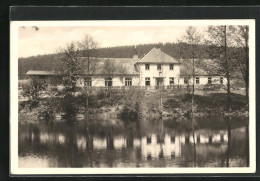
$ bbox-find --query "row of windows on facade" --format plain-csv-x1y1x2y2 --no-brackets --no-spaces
182,77,224,85
144,77,224,86
83,77,132,87
145,64,174,70
83,77,224,87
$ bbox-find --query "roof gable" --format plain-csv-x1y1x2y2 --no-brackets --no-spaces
135,48,180,64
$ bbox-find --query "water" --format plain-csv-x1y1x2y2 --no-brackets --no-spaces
18,116,249,168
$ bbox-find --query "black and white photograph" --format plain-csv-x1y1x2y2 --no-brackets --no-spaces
10,20,256,174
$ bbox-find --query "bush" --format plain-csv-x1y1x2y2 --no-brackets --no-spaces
22,77,47,100
119,101,142,121
119,89,144,121
164,98,180,110
38,105,55,123
61,94,78,121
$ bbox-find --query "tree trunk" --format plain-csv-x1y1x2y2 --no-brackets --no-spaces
224,26,231,111
87,50,90,72
85,90,89,117
226,75,231,111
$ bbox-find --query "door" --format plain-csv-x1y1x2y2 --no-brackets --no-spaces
156,78,164,89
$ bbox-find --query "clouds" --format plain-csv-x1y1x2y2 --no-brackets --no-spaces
18,26,203,58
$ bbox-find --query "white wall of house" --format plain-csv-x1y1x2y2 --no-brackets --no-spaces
92,77,105,87
73,65,227,88
76,76,140,87
137,63,181,86
178,76,227,85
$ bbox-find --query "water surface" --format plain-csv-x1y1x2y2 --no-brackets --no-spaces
18,116,249,168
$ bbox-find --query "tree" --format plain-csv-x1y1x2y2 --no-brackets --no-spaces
179,27,204,115
179,26,203,165
101,59,127,101
59,35,100,118
61,43,81,93
76,35,99,115
179,26,203,93
102,59,118,77
60,43,82,120
229,25,249,102
206,25,237,111
78,34,99,73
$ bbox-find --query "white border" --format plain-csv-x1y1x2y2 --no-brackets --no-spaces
10,20,256,175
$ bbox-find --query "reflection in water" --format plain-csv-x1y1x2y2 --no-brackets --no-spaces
18,116,249,168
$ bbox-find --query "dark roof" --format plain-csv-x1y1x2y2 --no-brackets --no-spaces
179,59,225,76
79,57,139,75
135,48,180,64
27,58,139,76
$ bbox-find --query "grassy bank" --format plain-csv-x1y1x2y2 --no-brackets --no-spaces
19,88,248,124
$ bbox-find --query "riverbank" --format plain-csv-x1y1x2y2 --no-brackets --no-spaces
18,88,248,125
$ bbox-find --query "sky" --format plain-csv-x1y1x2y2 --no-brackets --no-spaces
18,26,207,58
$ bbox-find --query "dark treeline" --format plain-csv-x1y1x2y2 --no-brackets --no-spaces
90,42,212,59
18,42,238,79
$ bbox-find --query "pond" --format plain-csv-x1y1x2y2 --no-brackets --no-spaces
18,116,249,168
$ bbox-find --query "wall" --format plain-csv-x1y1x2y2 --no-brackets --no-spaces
76,75,140,87
138,63,181,86
178,76,227,85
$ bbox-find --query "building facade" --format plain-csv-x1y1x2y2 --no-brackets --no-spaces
26,48,227,89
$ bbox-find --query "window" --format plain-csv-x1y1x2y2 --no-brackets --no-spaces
125,77,132,86
184,78,188,84
145,77,150,86
84,77,92,87
105,77,112,87
169,77,174,85
196,77,200,84
220,77,223,84
145,64,150,70
170,64,174,70
157,64,161,70
147,136,151,144
208,77,212,84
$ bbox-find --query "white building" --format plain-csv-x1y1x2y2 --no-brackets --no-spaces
135,48,181,87
26,48,227,89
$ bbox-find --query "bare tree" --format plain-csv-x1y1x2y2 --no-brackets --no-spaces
78,34,99,73
180,26,202,99
102,59,118,77
77,35,100,113
179,26,203,165
229,25,249,102
206,25,237,111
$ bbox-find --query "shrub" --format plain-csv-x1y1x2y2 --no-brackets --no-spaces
38,104,55,123
119,89,144,121
164,98,180,110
